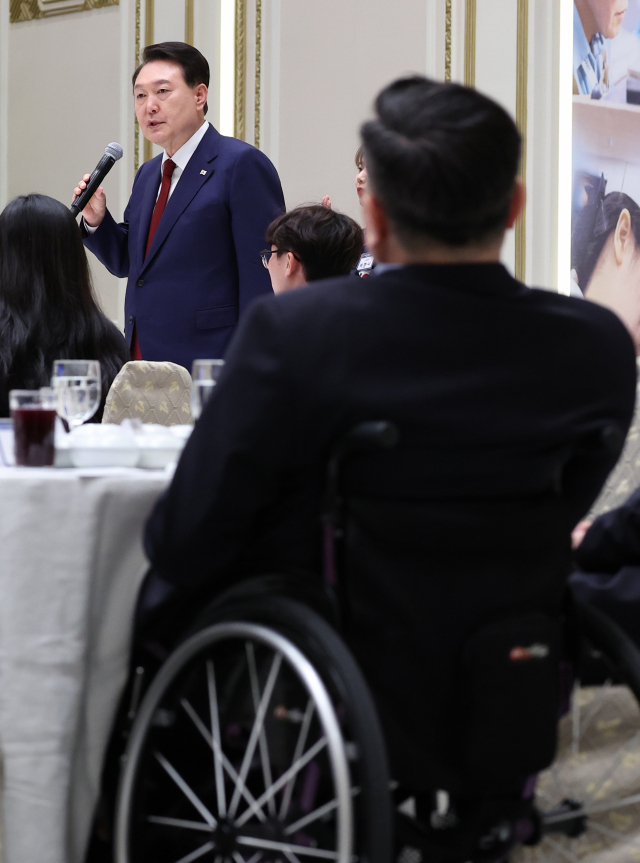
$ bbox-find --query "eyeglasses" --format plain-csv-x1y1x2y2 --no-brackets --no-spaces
260,249,300,268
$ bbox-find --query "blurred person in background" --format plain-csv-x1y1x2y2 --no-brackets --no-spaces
353,146,376,278
262,204,363,293
323,147,376,278
0,194,129,420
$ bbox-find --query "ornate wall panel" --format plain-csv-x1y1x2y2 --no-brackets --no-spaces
515,0,528,282
234,0,246,140
10,0,117,23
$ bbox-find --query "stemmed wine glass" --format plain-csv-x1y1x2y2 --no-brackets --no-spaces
191,359,225,420
51,360,101,430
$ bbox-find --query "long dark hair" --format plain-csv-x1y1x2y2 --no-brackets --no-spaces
572,177,640,290
0,194,128,400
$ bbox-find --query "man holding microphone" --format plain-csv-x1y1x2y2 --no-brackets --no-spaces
74,42,285,367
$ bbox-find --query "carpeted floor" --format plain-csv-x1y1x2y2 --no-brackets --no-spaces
514,685,640,861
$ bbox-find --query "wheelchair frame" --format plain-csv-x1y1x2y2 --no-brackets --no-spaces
112,421,640,863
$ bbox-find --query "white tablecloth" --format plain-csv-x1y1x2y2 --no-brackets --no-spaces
0,465,171,863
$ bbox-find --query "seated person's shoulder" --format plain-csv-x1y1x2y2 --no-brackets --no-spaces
528,288,636,389
530,286,633,340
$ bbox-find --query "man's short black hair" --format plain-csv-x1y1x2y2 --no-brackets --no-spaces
360,76,521,247
133,42,210,115
266,205,364,282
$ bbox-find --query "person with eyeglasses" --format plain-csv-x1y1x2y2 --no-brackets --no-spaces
260,204,363,293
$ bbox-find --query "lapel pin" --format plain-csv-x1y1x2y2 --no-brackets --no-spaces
200,169,208,176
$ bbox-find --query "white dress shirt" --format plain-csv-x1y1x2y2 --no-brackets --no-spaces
84,120,210,234
158,119,209,201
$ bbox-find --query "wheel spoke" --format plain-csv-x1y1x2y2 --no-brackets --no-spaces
571,681,580,755
232,854,263,863
558,791,640,820
228,649,283,819
573,681,612,756
181,698,267,822
174,840,216,863
154,751,217,828
207,659,227,818
582,727,640,807
235,736,328,828
588,818,640,846
246,643,277,817
542,835,583,863
280,698,315,821
237,836,338,860
147,815,213,833
283,850,304,863
284,797,339,836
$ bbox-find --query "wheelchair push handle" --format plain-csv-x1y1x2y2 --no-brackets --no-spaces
324,420,400,522
340,420,400,454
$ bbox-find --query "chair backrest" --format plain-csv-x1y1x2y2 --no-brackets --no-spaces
328,422,570,796
102,361,193,426
589,356,640,518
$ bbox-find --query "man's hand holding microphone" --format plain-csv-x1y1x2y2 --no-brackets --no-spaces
72,173,107,227
70,142,123,227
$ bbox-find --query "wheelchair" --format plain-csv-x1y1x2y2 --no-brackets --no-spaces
111,422,640,863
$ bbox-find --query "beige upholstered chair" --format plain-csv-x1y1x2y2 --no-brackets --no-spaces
102,361,193,426
589,357,640,518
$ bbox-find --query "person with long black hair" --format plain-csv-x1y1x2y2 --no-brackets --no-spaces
0,194,129,419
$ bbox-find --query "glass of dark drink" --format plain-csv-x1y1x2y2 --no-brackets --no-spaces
9,389,57,467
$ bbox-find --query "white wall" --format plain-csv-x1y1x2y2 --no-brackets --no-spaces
262,0,437,223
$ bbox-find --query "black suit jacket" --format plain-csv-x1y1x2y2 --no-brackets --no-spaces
571,487,640,646
145,263,636,788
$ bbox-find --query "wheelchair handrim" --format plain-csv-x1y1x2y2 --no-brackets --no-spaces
115,620,355,863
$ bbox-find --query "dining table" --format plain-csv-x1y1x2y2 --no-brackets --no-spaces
0,451,172,863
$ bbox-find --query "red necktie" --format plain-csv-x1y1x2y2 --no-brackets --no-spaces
131,158,177,360
146,158,176,258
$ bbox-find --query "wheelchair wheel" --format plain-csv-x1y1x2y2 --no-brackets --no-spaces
513,604,640,862
115,596,392,863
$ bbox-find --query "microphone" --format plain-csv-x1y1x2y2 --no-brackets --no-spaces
70,142,123,217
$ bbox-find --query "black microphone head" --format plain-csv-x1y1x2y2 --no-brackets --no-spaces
105,142,123,162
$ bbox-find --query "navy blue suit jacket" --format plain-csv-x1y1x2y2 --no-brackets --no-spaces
84,124,285,369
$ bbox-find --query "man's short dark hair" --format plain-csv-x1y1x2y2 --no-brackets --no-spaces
266,205,364,282
360,76,521,247
132,42,210,115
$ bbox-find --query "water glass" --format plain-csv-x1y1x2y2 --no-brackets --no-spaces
9,388,58,467
52,360,101,429
191,359,225,420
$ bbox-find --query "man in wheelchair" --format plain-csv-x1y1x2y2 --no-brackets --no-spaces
113,77,637,863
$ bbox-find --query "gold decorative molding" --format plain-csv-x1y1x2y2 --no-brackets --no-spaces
464,0,476,87
445,0,451,82
234,0,247,140
515,0,528,282
254,0,262,148
144,0,153,50
11,0,117,22
143,0,154,162
185,0,193,45
134,0,141,173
